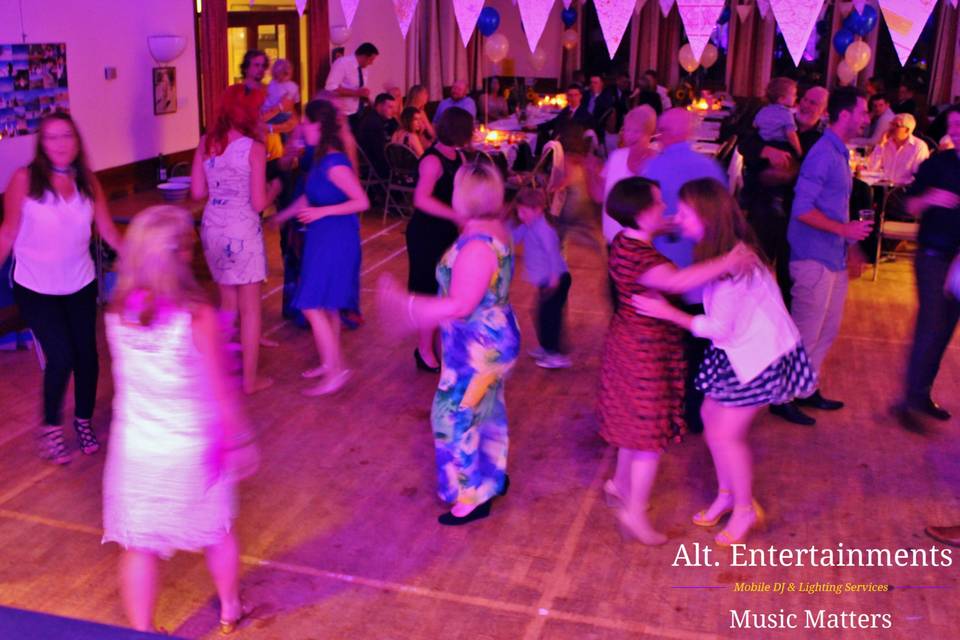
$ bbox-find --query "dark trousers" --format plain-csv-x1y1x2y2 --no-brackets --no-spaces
536,272,571,353
906,249,960,403
747,199,792,309
14,281,99,425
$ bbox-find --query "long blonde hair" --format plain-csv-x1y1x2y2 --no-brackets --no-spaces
110,205,206,325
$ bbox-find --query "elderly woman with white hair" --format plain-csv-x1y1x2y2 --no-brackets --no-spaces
867,112,930,185
601,105,658,244
379,162,519,526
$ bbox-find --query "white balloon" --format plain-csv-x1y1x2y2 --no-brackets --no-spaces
484,33,510,64
678,44,699,73
531,46,548,71
330,24,351,46
837,59,856,85
700,43,719,69
561,29,579,51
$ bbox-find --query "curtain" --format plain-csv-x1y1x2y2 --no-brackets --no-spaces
726,1,775,98
929,2,959,106
561,0,583,86
405,1,474,99
633,0,664,85
307,0,330,98
656,5,683,89
199,0,228,131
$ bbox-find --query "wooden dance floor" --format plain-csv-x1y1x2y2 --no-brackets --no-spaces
0,215,958,639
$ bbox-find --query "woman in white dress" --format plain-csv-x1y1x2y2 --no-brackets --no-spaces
102,205,259,633
191,84,281,394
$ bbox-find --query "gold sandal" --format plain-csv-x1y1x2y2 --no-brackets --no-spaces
691,488,733,527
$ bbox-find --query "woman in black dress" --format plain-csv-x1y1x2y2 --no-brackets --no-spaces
406,107,474,371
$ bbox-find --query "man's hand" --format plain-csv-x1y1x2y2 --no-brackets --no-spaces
761,146,793,170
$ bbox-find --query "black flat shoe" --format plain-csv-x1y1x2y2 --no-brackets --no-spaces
414,348,441,373
907,398,951,421
892,404,929,435
796,391,844,411
770,402,816,426
498,475,510,497
438,499,492,526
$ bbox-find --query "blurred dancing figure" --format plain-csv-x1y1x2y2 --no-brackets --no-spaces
102,206,258,634
0,112,123,464
380,163,519,525
272,99,369,396
191,84,281,395
633,179,816,545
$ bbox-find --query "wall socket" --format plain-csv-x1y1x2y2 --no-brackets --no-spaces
104,67,117,80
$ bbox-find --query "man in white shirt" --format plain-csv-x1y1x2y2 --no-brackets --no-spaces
324,42,379,122
433,80,477,123
867,113,929,185
850,94,895,149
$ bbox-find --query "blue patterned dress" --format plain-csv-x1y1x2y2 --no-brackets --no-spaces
431,234,520,505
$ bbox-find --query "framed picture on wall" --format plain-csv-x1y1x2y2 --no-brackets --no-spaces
153,67,176,115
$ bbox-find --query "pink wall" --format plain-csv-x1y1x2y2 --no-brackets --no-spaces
0,0,200,190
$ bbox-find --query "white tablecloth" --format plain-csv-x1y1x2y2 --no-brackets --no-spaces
487,107,560,132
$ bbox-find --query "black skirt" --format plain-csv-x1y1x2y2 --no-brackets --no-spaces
695,343,817,407
405,211,458,294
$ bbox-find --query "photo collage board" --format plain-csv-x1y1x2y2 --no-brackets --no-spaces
0,43,70,140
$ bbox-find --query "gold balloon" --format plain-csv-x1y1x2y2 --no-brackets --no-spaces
484,33,509,63
844,41,871,73
561,29,579,51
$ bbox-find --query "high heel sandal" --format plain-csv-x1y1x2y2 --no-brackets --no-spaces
414,348,441,373
73,419,100,455
714,500,766,546
692,488,733,527
38,426,71,465
219,602,252,635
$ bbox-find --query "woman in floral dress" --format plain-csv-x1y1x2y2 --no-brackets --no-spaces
379,162,519,525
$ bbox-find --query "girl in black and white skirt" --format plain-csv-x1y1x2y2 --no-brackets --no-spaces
632,178,816,546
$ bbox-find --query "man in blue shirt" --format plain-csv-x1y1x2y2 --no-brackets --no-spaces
433,80,476,123
782,87,872,422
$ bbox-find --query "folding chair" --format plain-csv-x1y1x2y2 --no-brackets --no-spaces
383,143,419,223
356,144,389,216
872,186,919,281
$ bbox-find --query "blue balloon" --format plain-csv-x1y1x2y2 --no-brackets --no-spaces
718,7,730,24
833,28,855,55
844,5,878,37
561,7,577,28
477,7,500,37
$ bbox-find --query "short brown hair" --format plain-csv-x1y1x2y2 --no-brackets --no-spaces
766,77,797,104
605,177,660,231
435,107,474,147
678,178,763,263
514,187,547,210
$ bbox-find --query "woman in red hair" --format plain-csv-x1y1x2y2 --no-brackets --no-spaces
190,84,281,394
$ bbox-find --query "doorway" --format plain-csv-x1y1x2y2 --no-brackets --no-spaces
227,10,301,87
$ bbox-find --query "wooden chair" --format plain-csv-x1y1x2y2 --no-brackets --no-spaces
383,143,419,222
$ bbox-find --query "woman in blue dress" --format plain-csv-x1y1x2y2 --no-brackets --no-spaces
378,162,520,525
273,99,369,395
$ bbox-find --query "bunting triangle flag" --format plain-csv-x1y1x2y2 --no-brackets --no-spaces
950,0,958,9
563,0,573,8
852,0,867,13
295,0,307,17
636,0,648,15
392,0,420,38
878,0,939,65
659,0,675,16
757,0,771,19
452,0,485,48
594,0,635,57
676,0,726,62
736,4,754,21
339,0,360,29
517,0,555,53
769,0,825,66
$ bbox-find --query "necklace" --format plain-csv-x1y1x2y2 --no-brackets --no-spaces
51,165,74,175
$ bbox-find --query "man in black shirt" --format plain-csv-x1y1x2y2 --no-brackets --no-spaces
356,92,397,179
534,84,594,155
897,106,960,431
